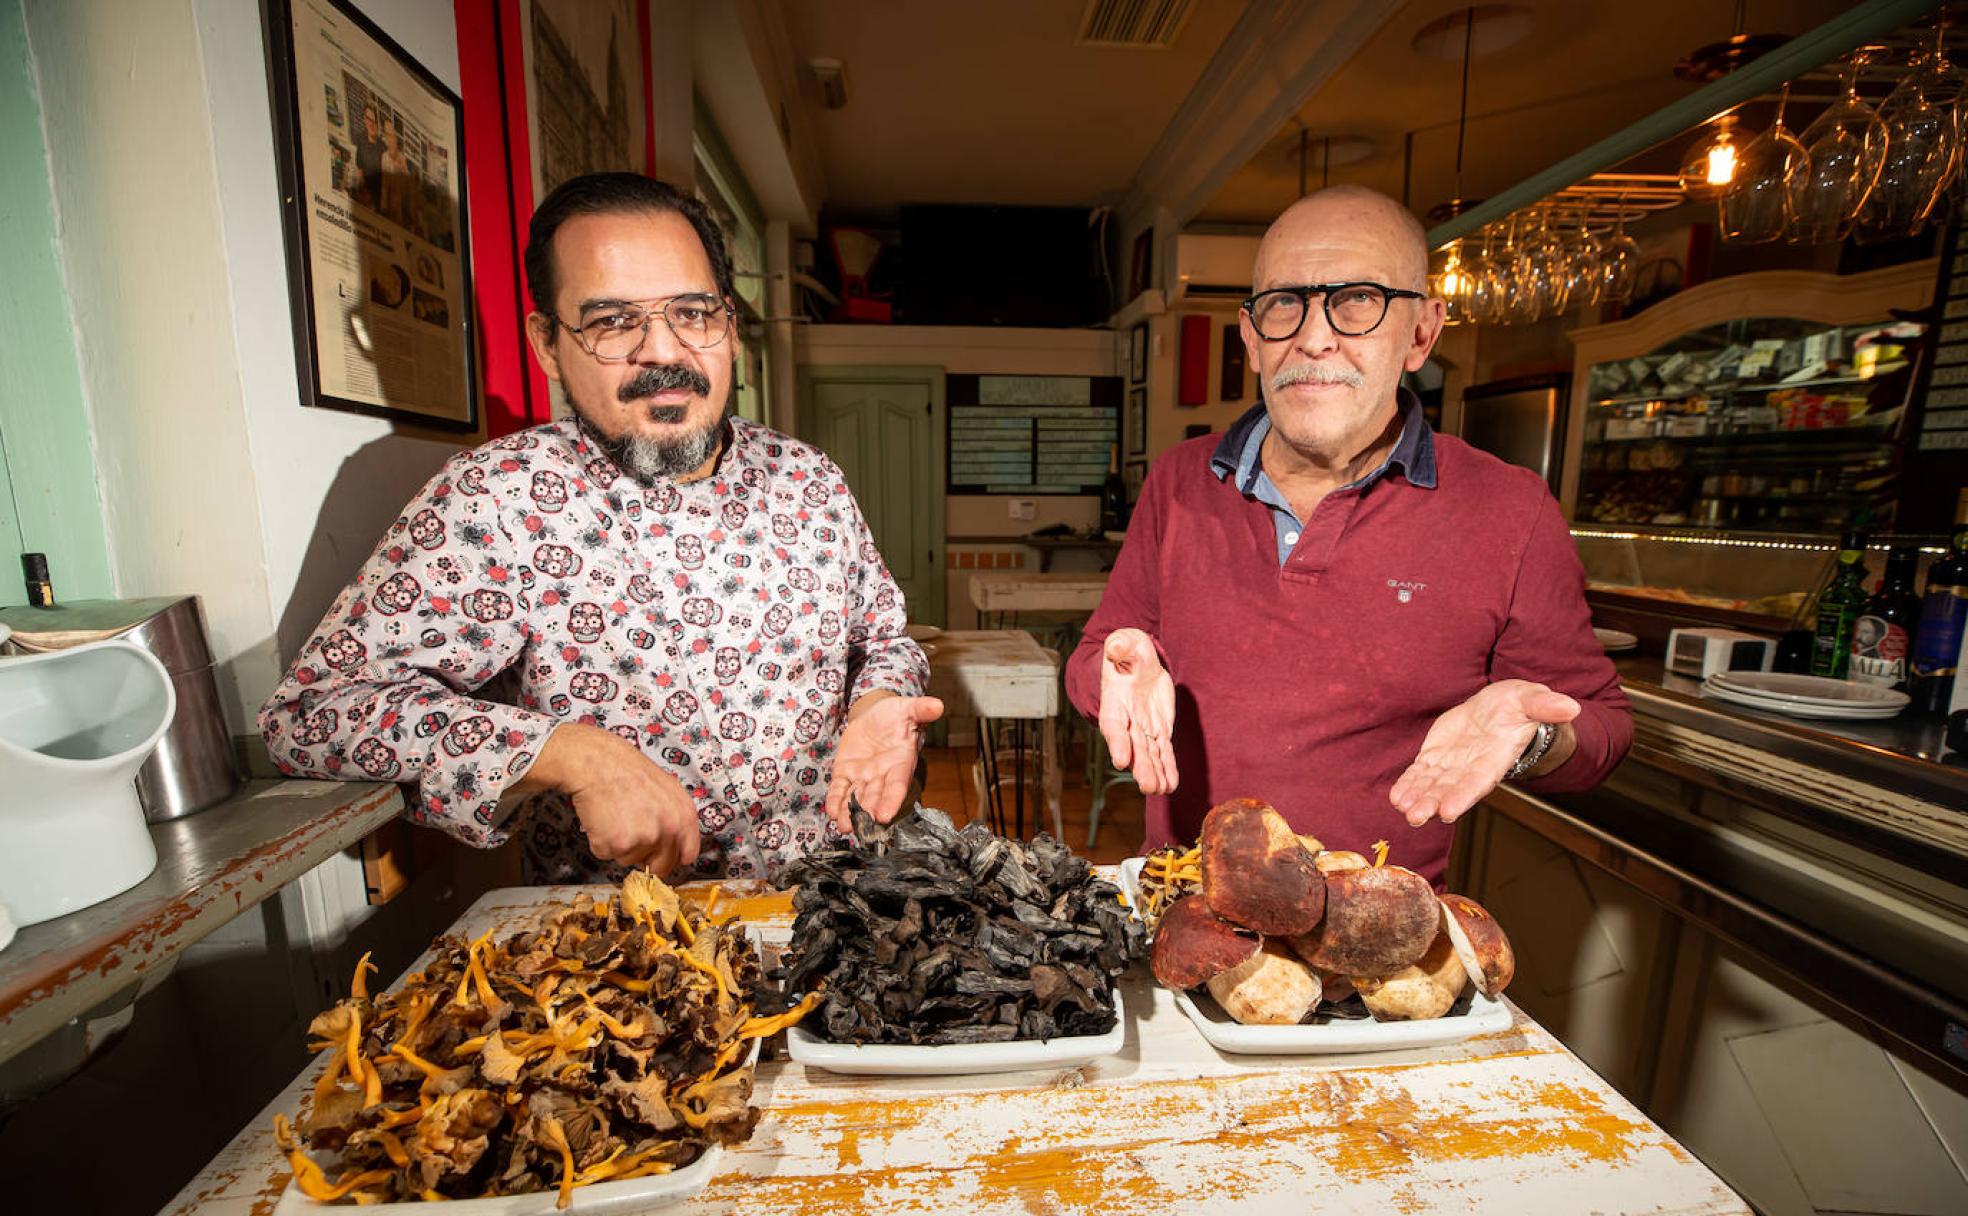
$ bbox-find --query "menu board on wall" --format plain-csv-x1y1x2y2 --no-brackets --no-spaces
947,375,1122,493
1901,222,1968,533
1920,222,1968,452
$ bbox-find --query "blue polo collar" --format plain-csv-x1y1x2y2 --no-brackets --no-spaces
1208,387,1438,494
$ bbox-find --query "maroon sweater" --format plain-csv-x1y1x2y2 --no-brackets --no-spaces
1065,423,1631,884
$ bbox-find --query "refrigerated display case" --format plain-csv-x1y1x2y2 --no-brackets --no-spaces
1562,262,1935,537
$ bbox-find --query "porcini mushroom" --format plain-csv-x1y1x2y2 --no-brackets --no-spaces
1207,942,1323,1025
1293,864,1439,977
1149,894,1261,990
1198,797,1325,936
1354,932,1467,1021
1314,850,1369,874
1439,894,1516,997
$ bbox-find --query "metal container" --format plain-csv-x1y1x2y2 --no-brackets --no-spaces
0,596,242,821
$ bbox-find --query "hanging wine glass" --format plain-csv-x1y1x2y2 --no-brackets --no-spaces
1457,234,1492,324
1918,20,1965,226
1857,44,1958,242
1561,203,1604,309
1598,198,1641,306
1721,85,1807,244
1941,88,1968,221
1523,207,1572,318
1784,52,1887,244
1472,227,1495,322
1495,214,1535,324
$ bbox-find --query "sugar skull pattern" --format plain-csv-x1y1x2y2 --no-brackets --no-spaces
259,417,926,884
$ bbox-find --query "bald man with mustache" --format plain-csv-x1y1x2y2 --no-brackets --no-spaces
1065,185,1631,884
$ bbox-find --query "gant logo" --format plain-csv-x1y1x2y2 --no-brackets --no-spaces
1387,578,1427,604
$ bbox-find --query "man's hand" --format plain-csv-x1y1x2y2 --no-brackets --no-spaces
515,724,702,874
1390,680,1579,828
1098,628,1178,795
825,692,945,833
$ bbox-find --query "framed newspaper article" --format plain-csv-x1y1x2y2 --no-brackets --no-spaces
265,0,477,430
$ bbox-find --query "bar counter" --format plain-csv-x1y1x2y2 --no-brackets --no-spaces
1451,653,1968,1214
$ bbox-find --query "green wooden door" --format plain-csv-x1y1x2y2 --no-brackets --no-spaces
0,2,112,607
0,427,20,572
802,369,945,627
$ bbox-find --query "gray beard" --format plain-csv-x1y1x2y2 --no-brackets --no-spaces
573,398,733,482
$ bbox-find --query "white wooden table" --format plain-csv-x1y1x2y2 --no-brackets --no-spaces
967,571,1110,620
164,880,1749,1216
923,629,1062,841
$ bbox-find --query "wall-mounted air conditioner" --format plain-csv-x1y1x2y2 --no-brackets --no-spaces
1170,234,1258,304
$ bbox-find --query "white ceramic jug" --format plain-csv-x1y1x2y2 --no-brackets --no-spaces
0,622,174,926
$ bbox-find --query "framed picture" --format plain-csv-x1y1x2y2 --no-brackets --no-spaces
1127,228,1155,301
1220,323,1247,401
1129,322,1148,385
265,0,478,430
1124,458,1148,503
1126,386,1147,456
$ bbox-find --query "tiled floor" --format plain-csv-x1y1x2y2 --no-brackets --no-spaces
917,735,1145,866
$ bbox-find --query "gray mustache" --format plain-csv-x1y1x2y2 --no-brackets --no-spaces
1269,363,1366,393
619,363,712,404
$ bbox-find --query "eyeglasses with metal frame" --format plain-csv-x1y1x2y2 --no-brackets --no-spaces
552,293,735,360
1241,282,1426,341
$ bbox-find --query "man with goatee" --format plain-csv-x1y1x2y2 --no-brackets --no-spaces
264,173,940,882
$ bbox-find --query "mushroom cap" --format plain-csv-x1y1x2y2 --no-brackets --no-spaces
1207,942,1323,1026
1440,894,1516,997
1296,865,1439,977
1199,797,1326,936
1149,894,1261,990
1314,850,1369,874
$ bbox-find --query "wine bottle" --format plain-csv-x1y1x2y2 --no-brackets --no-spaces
1851,546,1919,692
1910,489,1968,714
1809,532,1869,680
1100,443,1128,533
20,552,53,607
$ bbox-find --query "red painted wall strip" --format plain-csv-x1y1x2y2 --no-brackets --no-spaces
638,0,656,175
1177,315,1210,406
497,0,551,425
454,0,529,436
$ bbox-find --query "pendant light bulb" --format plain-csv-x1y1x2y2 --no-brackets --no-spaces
1430,239,1473,325
1678,114,1743,198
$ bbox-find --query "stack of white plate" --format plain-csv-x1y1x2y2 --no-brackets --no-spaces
1700,670,1907,720
1593,627,1638,653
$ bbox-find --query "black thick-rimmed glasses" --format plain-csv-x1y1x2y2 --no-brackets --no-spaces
552,293,735,361
1242,282,1426,341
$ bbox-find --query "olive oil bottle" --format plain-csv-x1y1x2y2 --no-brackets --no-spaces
1809,532,1869,680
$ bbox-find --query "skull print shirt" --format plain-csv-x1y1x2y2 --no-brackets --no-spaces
260,417,929,882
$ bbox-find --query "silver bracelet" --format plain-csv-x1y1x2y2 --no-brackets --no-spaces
1505,722,1557,781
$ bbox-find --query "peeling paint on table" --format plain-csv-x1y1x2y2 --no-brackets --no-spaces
163,877,1747,1215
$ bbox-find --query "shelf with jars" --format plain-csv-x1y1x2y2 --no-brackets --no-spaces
1561,259,1934,538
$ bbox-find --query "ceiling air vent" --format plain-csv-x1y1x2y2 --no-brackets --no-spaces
1077,0,1196,49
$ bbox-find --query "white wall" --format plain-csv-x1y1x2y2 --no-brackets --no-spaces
26,0,283,729
25,0,474,731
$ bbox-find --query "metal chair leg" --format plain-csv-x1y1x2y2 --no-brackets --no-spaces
1083,729,1134,850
